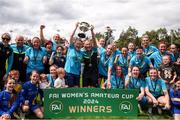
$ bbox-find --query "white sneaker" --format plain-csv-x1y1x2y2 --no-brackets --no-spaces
147,107,152,114
20,111,26,120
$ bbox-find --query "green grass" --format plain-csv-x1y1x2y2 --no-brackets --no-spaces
25,113,173,120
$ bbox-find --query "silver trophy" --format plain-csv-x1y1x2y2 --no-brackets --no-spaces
78,22,91,38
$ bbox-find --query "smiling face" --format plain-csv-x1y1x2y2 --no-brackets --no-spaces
16,35,24,47
128,42,135,52
116,66,122,77
162,55,170,65
74,40,82,51
106,45,113,56
131,66,140,78
84,40,92,51
121,47,128,56
1,33,11,46
56,46,63,54
53,34,61,43
99,38,105,47
32,37,41,49
6,78,16,92
46,44,52,51
142,35,150,47
30,71,40,84
136,48,143,58
170,44,177,53
158,43,166,53
49,65,57,76
112,43,117,52
149,69,158,80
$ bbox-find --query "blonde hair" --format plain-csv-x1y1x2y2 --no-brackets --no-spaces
57,67,65,75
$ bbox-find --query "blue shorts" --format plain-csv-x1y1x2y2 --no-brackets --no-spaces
172,106,180,114
139,96,148,106
65,72,80,87
30,104,39,112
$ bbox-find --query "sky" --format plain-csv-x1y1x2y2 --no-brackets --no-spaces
0,0,180,41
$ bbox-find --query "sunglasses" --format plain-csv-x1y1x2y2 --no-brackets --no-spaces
2,38,10,41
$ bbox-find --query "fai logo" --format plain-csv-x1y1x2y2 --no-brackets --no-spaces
119,101,133,113
49,101,63,114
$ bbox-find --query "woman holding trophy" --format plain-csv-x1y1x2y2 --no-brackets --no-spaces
80,22,98,88
64,22,83,88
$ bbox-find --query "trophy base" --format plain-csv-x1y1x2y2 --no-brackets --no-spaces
78,33,86,38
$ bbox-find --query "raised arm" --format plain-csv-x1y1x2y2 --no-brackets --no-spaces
49,52,55,65
70,22,79,44
40,25,48,45
90,25,97,47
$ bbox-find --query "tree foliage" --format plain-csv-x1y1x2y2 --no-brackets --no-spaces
94,26,180,49
115,27,180,49
116,26,140,48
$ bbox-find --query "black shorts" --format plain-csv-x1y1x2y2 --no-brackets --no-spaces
83,71,98,87
65,72,80,87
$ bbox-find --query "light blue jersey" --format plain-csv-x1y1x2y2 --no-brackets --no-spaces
111,49,121,61
143,45,158,57
129,55,152,74
109,75,124,89
128,51,136,59
25,47,46,74
52,40,65,51
11,44,29,54
116,54,129,75
98,47,106,55
125,75,146,89
98,51,112,77
145,77,167,97
52,40,57,51
108,50,121,75
64,44,82,75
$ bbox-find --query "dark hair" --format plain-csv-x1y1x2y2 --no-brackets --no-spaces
30,70,39,76
131,66,143,79
32,37,40,41
173,80,180,96
135,46,143,50
45,40,53,47
56,45,64,51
